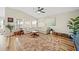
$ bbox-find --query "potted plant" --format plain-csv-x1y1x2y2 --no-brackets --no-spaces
68,16,79,35
68,16,79,50
6,24,14,32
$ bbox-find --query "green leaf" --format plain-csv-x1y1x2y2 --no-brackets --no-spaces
68,25,73,29
70,18,76,21
68,21,73,25
75,16,79,20
68,16,79,34
74,21,79,25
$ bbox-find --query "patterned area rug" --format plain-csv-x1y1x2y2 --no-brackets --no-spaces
8,33,76,51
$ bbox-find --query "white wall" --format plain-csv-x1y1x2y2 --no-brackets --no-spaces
0,7,5,17
5,8,36,32
0,7,5,32
38,10,79,34
5,8,79,34
0,7,6,50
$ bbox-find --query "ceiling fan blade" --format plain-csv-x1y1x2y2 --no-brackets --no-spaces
40,8,44,10
38,7,41,10
36,7,45,13
41,11,45,13
38,7,44,11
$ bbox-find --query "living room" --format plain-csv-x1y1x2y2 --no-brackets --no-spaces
0,7,79,51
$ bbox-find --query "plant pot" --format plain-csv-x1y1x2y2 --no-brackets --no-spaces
74,32,79,51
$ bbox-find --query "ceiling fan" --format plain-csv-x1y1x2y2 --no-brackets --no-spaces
35,7,46,13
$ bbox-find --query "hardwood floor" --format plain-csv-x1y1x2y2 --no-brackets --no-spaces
7,32,76,51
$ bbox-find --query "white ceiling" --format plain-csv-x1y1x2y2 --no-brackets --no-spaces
12,7,79,19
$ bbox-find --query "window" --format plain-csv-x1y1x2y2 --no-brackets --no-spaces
25,20,31,28
0,17,4,29
32,20,37,27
